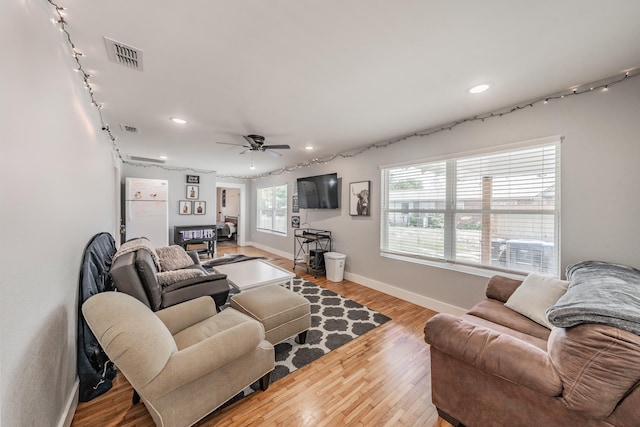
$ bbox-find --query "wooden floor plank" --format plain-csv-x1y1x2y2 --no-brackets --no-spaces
72,245,453,427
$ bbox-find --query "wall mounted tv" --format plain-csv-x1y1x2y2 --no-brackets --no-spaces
297,173,339,209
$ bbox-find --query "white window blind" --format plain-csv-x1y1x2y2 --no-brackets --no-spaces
257,184,288,234
381,139,560,275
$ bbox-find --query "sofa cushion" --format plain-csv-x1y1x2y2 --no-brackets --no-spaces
157,269,205,287
485,275,522,303
462,314,548,351
468,299,551,341
156,245,195,271
505,273,569,329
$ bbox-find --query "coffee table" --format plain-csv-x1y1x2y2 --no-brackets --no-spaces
212,259,296,291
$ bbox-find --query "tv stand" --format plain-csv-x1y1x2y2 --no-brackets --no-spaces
293,229,332,277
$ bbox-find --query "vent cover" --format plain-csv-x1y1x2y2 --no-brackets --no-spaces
120,124,139,133
128,155,165,164
104,37,143,71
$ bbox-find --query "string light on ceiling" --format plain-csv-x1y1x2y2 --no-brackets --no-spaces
46,1,638,180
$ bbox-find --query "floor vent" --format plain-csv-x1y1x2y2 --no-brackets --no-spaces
104,37,143,71
128,155,165,164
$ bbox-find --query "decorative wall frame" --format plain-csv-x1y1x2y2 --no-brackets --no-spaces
349,181,370,216
179,200,192,215
194,201,206,215
186,174,200,184
186,185,199,199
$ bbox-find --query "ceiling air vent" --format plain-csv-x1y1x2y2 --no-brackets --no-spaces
120,124,139,133
104,37,143,71
128,155,165,164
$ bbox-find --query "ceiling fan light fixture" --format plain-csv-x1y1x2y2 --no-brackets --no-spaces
170,117,187,124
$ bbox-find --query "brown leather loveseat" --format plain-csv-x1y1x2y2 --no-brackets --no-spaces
425,269,640,427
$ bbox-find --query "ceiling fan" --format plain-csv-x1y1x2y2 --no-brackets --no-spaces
217,134,290,157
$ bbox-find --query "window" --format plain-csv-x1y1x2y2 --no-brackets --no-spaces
257,184,288,234
381,138,560,275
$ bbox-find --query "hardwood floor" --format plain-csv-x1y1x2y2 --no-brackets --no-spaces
72,245,453,427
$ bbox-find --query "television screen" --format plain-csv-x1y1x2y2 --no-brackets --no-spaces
297,173,339,209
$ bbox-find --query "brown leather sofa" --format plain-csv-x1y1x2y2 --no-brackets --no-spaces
110,240,230,311
424,275,640,427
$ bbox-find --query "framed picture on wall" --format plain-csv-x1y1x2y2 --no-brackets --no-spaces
349,181,370,216
186,185,199,199
194,201,206,215
179,200,192,215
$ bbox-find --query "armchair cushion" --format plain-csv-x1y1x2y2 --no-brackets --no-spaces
157,269,205,287
155,295,218,335
156,245,195,271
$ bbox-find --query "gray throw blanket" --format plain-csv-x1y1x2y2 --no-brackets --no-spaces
546,261,640,336
112,237,162,271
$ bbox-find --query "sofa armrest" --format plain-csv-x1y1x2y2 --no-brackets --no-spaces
155,296,217,334
425,313,562,396
486,275,522,302
548,324,640,419
162,273,228,292
148,310,268,392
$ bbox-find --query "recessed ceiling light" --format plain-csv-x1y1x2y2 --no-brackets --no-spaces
468,83,492,94
305,145,314,151
170,117,187,124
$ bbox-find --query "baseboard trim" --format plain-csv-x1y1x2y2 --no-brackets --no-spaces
248,242,466,315
58,379,79,427
245,241,293,261
343,271,467,315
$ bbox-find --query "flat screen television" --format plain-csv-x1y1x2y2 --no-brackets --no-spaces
297,173,339,209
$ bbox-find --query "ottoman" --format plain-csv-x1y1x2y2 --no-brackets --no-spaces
230,284,311,345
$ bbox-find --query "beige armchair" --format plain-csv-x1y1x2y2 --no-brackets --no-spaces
82,292,275,427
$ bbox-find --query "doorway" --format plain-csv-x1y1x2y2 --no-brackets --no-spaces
216,181,247,246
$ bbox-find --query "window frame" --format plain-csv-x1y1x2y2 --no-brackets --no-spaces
380,136,562,277
256,184,288,235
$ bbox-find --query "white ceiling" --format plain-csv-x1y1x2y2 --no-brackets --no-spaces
62,1,640,177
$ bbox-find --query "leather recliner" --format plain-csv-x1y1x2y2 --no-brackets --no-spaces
110,241,230,311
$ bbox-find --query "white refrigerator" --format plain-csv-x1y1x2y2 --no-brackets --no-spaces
124,177,169,248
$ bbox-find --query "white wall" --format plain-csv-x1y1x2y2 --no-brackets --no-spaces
121,164,218,244
249,75,640,312
0,2,117,425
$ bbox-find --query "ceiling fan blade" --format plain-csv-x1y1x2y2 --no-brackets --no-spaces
264,149,282,157
239,148,251,155
262,145,290,150
242,135,260,149
217,141,249,147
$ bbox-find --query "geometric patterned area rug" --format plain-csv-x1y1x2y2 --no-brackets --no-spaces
270,277,391,382
221,277,391,403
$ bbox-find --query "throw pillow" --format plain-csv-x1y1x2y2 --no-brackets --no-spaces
156,245,194,271
505,272,569,329
156,269,205,287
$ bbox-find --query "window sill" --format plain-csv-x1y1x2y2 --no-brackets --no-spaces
256,229,287,237
380,252,528,281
